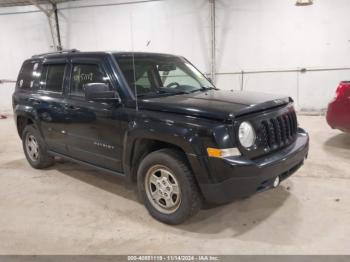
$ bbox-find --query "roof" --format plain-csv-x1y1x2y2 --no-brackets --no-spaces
112,51,178,58
30,49,178,59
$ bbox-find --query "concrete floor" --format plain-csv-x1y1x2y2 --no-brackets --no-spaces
0,115,349,255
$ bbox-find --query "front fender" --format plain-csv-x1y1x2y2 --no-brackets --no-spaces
122,111,230,184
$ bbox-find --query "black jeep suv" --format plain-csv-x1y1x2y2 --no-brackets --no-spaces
13,50,309,224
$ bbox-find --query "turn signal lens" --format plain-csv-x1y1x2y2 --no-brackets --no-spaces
207,148,222,158
207,147,241,158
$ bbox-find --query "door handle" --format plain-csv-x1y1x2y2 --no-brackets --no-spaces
64,104,79,110
28,98,41,105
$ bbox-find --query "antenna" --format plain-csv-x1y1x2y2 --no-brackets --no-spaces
129,12,138,111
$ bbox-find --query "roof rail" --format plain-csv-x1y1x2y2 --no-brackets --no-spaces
32,49,80,58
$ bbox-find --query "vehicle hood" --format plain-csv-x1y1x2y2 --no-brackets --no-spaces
138,89,291,121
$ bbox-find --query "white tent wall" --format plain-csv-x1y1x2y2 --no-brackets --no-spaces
1,0,350,113
58,0,211,74
0,5,52,114
215,0,350,111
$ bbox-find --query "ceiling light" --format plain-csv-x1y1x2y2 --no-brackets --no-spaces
296,0,313,6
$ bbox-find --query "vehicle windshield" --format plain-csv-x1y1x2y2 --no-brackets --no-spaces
115,54,215,97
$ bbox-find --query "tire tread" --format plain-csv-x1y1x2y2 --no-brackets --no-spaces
137,148,202,224
158,148,202,218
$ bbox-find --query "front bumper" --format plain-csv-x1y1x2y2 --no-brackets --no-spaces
200,129,309,204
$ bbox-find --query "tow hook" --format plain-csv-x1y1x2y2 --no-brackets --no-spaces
273,176,280,188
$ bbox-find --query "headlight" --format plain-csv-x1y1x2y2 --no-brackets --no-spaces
238,121,256,148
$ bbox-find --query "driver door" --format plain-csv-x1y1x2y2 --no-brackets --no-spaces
64,57,124,172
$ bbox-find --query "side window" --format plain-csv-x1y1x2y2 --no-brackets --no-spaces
17,61,40,89
70,63,111,96
39,64,65,93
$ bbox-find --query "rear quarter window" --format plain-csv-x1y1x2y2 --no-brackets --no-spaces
17,61,41,90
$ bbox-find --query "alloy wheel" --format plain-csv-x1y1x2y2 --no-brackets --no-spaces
145,165,181,214
25,134,39,162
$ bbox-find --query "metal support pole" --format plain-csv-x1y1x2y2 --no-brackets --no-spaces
240,70,244,91
209,0,216,84
47,15,58,50
53,2,62,50
28,0,62,51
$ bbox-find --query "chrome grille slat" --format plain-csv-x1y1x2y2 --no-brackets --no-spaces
267,121,276,148
284,115,291,140
286,114,292,136
261,121,270,147
292,112,298,133
271,118,282,145
277,116,286,144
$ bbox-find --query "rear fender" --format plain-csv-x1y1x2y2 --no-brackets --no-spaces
14,104,43,138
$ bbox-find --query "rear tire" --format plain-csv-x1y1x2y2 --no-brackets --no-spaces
22,125,54,169
137,149,202,224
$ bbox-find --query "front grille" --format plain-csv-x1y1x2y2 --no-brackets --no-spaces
259,110,298,151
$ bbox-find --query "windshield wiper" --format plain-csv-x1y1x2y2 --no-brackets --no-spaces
190,86,217,93
166,90,191,95
157,88,190,95
137,90,190,98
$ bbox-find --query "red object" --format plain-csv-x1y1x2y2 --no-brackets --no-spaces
326,81,350,132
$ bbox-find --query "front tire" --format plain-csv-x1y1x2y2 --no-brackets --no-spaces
137,149,202,224
22,125,54,169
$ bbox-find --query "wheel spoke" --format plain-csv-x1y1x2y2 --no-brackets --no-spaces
164,197,175,208
149,173,158,185
26,135,40,161
159,169,169,179
152,191,163,204
172,184,180,195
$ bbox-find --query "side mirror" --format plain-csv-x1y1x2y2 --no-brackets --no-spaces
84,83,120,103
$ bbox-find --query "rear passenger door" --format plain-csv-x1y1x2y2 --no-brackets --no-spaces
64,57,123,172
34,60,70,154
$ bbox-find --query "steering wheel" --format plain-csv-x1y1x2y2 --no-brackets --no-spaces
166,82,180,88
